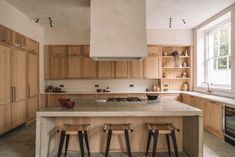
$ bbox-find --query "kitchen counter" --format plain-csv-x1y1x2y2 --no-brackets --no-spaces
36,98,203,157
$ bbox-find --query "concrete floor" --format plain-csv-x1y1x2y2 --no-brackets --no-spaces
0,123,234,157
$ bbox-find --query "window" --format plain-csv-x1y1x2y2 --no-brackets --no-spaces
205,19,231,89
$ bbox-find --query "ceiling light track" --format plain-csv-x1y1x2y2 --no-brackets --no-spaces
34,17,53,28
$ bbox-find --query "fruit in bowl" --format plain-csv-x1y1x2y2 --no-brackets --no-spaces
58,98,75,108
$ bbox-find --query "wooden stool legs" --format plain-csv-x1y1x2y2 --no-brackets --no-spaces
145,130,179,157
124,130,132,157
105,130,112,157
57,131,90,157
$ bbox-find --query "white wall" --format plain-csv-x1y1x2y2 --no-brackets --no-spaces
0,0,45,92
194,4,235,97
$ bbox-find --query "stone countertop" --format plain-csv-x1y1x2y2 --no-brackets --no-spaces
38,98,202,117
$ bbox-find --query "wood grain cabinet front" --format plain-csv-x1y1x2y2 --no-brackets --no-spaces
129,61,144,78
144,56,160,79
0,25,12,45
26,38,39,54
98,61,114,79
115,61,128,78
11,100,26,128
13,32,26,49
27,96,39,121
0,103,11,135
68,46,82,78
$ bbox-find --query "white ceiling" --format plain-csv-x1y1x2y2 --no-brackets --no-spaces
6,0,235,29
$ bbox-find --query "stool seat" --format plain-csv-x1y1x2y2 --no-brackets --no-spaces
57,124,90,157
146,123,179,134
145,123,179,157
104,123,133,134
104,123,133,157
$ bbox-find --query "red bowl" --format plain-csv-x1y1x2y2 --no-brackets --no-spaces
58,98,71,107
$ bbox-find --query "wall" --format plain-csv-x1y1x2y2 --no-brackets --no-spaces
0,0,45,91
193,4,235,97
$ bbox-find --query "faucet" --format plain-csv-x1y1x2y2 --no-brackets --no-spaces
201,81,212,94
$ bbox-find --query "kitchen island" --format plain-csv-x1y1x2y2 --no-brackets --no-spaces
36,98,203,157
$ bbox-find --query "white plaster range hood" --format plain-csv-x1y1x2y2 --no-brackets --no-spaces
90,0,147,61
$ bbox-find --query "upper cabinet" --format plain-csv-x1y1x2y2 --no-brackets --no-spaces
0,25,12,45
144,56,160,79
129,61,144,78
115,61,128,78
67,46,82,78
98,61,114,79
26,38,39,54
13,32,26,49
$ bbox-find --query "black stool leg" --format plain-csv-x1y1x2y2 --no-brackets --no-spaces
166,134,171,156
64,135,70,157
124,130,132,157
145,130,152,156
84,130,91,156
105,130,112,157
58,131,66,157
170,130,179,157
78,131,85,157
152,131,158,157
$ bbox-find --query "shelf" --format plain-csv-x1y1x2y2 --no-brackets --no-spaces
161,78,191,80
162,67,190,69
162,56,190,58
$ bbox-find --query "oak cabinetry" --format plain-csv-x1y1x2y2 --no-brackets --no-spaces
13,32,26,48
160,93,181,101
98,61,114,79
0,45,11,105
129,61,144,78
0,25,12,44
144,56,160,79
68,46,82,78
11,100,26,128
81,45,97,78
204,100,223,138
26,38,39,53
27,96,39,121
115,61,128,78
0,103,11,134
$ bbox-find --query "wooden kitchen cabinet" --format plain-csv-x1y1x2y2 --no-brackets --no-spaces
0,25,12,45
0,103,11,135
11,100,26,128
204,100,223,138
13,31,26,48
129,61,144,78
0,44,11,105
26,38,39,53
11,47,27,101
160,93,181,101
68,46,82,78
81,45,97,78
98,61,114,79
115,61,128,78
27,52,39,97
144,56,160,79
27,96,38,121
148,45,161,56
50,45,67,79
182,94,204,110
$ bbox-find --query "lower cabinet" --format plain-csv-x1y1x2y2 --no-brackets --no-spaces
204,100,223,138
0,103,11,134
160,93,181,101
11,100,26,128
27,96,39,121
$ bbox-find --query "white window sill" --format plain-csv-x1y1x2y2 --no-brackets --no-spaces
194,86,235,98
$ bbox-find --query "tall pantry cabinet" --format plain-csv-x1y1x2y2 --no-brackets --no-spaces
0,24,39,135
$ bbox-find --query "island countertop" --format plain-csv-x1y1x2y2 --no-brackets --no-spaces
38,98,203,117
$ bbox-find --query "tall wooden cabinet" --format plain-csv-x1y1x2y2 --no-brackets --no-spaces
0,103,11,134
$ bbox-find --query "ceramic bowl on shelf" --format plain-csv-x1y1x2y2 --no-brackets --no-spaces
58,98,75,108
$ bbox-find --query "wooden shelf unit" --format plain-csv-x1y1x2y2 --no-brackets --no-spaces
160,45,193,91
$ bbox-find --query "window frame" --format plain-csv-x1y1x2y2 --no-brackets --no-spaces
204,18,231,89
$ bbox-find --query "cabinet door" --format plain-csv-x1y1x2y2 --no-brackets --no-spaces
192,96,204,110
51,46,67,79
205,100,223,138
0,103,11,134
129,61,144,78
11,100,26,127
182,94,193,106
82,57,97,78
160,94,181,101
0,45,11,105
68,46,82,78
13,32,26,48
144,56,159,79
28,53,39,97
115,61,128,78
98,61,114,79
26,38,39,53
11,48,26,101
148,46,161,56
27,96,38,121
0,25,12,44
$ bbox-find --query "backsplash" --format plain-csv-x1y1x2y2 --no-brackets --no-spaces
45,79,158,92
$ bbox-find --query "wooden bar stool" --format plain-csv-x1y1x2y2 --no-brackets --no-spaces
104,123,133,157
57,124,90,157
145,123,180,157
